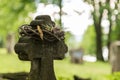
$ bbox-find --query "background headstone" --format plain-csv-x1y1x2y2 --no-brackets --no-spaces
110,41,120,73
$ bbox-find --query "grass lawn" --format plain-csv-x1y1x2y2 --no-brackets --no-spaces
55,58,111,80
0,51,112,80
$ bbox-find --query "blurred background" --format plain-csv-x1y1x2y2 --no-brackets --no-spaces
1,0,120,80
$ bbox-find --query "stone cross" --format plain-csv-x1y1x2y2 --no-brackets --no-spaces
14,36,67,80
14,15,68,80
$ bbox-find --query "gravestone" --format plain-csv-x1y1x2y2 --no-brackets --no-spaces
110,41,120,73
14,15,68,80
69,48,83,64
6,32,15,53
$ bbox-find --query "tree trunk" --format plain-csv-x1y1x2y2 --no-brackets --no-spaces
106,0,112,61
107,20,112,60
92,4,104,61
96,26,104,61
58,0,62,27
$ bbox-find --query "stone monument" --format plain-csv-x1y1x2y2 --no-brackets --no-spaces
14,15,68,80
110,41,120,73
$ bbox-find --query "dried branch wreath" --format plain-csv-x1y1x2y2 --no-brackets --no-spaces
18,15,65,42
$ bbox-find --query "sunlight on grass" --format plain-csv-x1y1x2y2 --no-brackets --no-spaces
0,48,7,54
0,50,112,80
54,58,111,80
0,53,30,73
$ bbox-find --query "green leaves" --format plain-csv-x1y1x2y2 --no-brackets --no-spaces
81,25,96,54
0,0,35,34
0,0,36,47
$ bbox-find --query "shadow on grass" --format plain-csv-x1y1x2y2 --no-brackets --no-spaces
0,72,28,80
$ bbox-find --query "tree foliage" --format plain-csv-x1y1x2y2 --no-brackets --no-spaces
39,0,63,27
0,0,35,35
65,31,75,50
0,0,36,46
83,0,104,61
83,0,120,61
111,1,120,41
81,25,96,55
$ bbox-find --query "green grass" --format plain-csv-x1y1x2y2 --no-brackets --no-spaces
0,53,30,73
54,58,111,80
0,50,112,80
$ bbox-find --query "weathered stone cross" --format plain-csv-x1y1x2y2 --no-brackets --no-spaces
14,15,68,80
15,36,67,80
